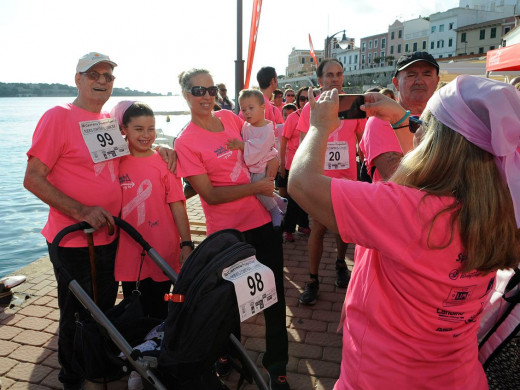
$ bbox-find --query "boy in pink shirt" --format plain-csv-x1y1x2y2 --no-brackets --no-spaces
226,89,288,229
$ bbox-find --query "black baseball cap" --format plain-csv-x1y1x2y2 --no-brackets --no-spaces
394,52,439,76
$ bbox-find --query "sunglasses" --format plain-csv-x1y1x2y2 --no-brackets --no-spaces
285,94,295,97
80,71,115,83
189,86,219,97
408,115,423,133
299,96,308,102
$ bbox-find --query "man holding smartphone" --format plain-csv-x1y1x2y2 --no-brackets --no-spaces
294,59,365,305
360,52,439,182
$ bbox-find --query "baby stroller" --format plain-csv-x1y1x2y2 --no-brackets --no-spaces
49,217,270,390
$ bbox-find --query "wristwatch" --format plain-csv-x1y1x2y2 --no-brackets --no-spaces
180,241,195,250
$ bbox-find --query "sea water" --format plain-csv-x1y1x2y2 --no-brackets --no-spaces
0,95,190,278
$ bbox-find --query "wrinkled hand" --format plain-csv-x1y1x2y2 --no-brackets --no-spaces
255,176,275,197
226,138,244,151
78,206,114,231
309,88,341,135
361,92,407,123
266,157,279,178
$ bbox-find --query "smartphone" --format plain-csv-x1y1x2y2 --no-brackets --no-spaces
338,94,366,119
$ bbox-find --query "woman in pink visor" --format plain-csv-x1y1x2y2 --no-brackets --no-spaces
289,75,520,390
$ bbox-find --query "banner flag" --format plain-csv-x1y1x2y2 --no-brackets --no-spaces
244,0,262,88
309,34,319,69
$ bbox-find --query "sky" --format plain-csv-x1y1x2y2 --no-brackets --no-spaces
0,0,460,96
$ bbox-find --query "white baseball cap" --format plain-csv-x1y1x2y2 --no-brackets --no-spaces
76,52,117,73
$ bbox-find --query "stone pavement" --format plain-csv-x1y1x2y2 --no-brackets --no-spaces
0,195,353,390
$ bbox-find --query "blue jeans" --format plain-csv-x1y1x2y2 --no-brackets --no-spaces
48,240,118,386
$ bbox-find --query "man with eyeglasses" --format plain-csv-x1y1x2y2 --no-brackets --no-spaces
360,52,439,182
25,52,127,389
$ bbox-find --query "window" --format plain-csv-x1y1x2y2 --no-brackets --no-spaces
302,58,305,64
405,43,409,52
374,39,378,48
490,45,495,50
449,38,453,47
413,42,418,51
431,41,434,50
422,40,426,50
439,24,445,32
369,40,372,49
449,22,454,30
505,27,511,34
362,55,365,64
461,32,467,42
479,47,484,54
354,54,358,62
362,42,366,52
398,29,402,39
349,56,352,64
490,27,497,38
368,53,371,63
390,45,394,54
391,31,395,40
437,40,440,48
480,29,485,40
431,26,436,33
382,38,386,49
397,44,401,53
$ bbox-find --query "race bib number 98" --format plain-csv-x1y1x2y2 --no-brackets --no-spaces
80,118,130,163
222,256,278,322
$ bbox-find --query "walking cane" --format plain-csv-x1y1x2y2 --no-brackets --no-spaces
84,219,114,390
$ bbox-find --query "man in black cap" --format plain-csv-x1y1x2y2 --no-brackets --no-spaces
360,52,439,181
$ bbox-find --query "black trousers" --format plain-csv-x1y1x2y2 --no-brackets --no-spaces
48,240,119,386
242,223,289,369
284,170,309,233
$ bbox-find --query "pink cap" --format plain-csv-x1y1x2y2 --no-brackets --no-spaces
426,75,520,227
110,100,136,127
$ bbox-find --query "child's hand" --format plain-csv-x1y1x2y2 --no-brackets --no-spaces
226,138,244,151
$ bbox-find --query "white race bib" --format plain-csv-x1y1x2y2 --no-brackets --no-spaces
324,141,349,170
80,118,129,163
222,256,278,322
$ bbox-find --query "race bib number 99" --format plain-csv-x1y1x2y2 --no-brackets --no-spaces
325,141,348,170
80,118,130,163
222,256,278,322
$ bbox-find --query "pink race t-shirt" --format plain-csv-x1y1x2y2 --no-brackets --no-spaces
175,110,270,234
331,179,492,390
359,116,404,182
264,94,284,125
281,110,301,170
241,121,278,174
115,152,185,281
297,102,363,180
27,103,121,247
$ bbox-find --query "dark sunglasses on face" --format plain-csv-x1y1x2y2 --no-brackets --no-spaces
80,71,115,83
408,115,423,133
189,86,219,97
286,94,295,97
299,96,308,102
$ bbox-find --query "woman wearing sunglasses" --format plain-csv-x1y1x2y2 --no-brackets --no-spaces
278,86,311,242
174,69,290,388
289,75,520,389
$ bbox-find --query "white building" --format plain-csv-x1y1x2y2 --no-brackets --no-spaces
403,18,430,54
334,48,361,72
459,0,520,13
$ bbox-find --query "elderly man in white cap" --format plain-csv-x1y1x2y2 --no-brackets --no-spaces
24,52,123,389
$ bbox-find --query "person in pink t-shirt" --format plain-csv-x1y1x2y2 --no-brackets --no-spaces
272,88,285,120
295,59,364,305
289,79,520,390
256,66,284,125
226,89,288,229
110,101,192,320
175,69,289,389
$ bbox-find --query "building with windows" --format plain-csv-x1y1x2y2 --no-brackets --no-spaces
285,48,324,77
359,32,388,69
334,47,361,72
387,20,404,66
456,16,516,55
403,17,430,55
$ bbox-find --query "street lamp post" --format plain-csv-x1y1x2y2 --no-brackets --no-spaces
325,30,350,58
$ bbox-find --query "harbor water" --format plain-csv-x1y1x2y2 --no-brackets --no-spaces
0,95,191,278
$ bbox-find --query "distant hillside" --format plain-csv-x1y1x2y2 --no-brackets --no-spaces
0,82,163,97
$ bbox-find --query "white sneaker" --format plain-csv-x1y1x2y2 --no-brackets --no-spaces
128,371,144,390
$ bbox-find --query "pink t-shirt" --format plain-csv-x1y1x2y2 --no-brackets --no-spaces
115,152,185,281
175,110,270,234
359,116,404,182
241,121,278,174
27,103,121,247
264,94,284,125
331,179,492,390
297,102,363,180
281,110,301,170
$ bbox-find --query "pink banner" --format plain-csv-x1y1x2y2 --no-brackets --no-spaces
244,0,262,88
309,34,319,69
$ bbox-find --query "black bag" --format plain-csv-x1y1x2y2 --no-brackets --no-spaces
158,229,256,389
72,293,161,381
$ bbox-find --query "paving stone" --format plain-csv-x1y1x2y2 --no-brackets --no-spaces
0,357,18,375
1,313,26,326
306,331,343,348
40,369,62,389
0,340,21,357
323,346,342,363
9,345,52,364
6,362,52,383
43,337,58,352
44,321,58,335
17,306,53,319
0,325,23,340
12,330,53,347
286,306,313,319
311,309,342,323
0,376,16,389
289,317,327,333
14,317,53,331
241,323,265,338
40,351,60,370
288,341,322,360
297,358,341,377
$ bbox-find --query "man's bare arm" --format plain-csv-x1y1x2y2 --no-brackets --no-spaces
372,151,403,181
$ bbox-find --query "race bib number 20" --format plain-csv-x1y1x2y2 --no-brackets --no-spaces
80,118,129,163
325,141,349,170
222,256,278,322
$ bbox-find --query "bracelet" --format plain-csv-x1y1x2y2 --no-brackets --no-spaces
393,124,408,130
391,110,410,129
180,241,195,249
